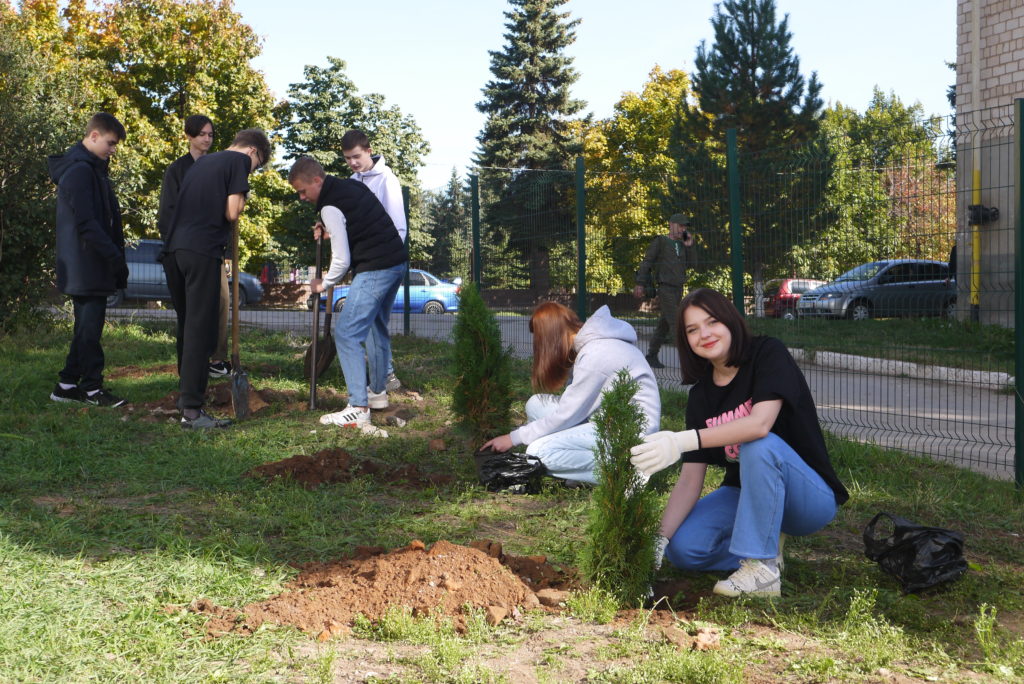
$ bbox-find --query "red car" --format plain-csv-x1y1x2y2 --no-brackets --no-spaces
763,278,827,319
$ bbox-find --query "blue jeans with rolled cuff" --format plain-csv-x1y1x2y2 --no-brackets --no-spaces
664,433,837,572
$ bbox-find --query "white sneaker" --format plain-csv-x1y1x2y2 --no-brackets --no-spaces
713,559,781,597
367,388,388,410
319,405,370,428
385,372,401,392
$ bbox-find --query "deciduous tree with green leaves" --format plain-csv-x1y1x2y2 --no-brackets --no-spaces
275,56,430,266
581,66,693,293
0,7,85,326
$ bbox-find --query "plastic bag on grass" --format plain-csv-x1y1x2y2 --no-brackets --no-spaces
863,512,967,593
474,447,547,494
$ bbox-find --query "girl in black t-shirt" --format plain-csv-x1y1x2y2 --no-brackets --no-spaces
630,288,848,597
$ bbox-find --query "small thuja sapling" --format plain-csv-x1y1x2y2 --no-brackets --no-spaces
580,369,661,607
450,281,512,441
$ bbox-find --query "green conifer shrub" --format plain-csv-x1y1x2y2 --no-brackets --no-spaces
580,369,660,607
450,281,512,441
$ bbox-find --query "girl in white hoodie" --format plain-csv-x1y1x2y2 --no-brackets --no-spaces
482,302,661,484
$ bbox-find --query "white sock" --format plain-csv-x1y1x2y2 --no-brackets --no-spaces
59,383,76,390
86,389,101,396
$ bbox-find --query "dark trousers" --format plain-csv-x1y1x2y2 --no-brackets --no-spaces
59,295,108,391
648,284,682,356
163,249,222,410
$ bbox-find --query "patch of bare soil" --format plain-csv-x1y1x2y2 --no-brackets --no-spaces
106,363,179,380
190,539,579,640
244,447,454,490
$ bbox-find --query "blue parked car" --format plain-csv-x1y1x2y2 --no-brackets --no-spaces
319,268,462,314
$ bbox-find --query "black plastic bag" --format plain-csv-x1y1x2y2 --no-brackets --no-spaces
863,512,967,593
474,447,547,494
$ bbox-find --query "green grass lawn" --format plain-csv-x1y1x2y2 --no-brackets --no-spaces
0,315,1021,682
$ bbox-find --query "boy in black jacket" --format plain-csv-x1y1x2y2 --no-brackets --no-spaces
47,112,128,407
162,128,270,429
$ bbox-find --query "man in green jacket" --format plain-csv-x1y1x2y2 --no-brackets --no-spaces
633,213,697,368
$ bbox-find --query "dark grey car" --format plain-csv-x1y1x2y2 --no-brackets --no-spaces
107,239,263,308
796,259,955,320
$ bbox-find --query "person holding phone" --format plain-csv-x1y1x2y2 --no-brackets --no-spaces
633,213,697,368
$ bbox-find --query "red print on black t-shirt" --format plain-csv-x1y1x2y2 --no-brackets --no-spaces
705,398,752,461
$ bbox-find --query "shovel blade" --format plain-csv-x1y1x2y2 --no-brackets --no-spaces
231,369,252,420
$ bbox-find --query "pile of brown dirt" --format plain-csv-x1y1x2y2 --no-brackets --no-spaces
244,448,454,489
194,539,579,639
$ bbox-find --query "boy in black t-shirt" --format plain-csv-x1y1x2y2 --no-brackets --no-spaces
162,128,271,429
630,288,848,598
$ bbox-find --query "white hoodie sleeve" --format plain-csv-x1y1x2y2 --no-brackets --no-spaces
380,172,407,243
320,205,350,287
509,353,609,446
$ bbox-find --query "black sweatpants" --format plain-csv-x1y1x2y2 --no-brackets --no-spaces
59,295,108,391
163,249,222,410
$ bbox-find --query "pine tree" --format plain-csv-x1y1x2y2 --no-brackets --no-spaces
475,0,585,293
580,370,660,608
450,282,512,441
424,169,472,279
668,0,827,290
687,0,823,154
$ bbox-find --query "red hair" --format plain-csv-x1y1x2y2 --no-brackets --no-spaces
529,302,583,392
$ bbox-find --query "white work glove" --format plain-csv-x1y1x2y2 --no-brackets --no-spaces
653,534,670,572
629,429,700,476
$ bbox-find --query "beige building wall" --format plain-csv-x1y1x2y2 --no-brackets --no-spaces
955,0,1021,326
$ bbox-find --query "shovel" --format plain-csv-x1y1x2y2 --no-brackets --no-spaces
304,237,337,384
229,219,251,420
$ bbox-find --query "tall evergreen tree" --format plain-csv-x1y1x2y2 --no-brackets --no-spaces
475,0,585,292
475,0,584,169
424,169,472,279
669,0,827,292
688,0,823,153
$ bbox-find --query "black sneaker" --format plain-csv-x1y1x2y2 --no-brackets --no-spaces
180,409,232,430
84,388,127,407
208,360,232,378
645,354,665,369
50,384,85,403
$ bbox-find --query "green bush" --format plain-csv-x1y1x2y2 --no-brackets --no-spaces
580,369,660,607
450,281,512,440
0,20,83,329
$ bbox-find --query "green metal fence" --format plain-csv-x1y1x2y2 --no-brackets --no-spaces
465,105,1018,483
104,102,1020,484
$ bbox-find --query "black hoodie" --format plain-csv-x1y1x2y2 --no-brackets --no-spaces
47,142,125,296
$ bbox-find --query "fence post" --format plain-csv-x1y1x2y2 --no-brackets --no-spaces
402,185,411,336
727,128,743,313
575,156,587,321
470,173,481,285
1014,99,1024,490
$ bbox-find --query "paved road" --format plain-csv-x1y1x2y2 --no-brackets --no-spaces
109,305,1015,479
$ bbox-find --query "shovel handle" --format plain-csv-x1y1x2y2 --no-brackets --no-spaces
231,220,241,369
310,236,323,408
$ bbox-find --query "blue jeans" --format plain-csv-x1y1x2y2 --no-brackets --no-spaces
522,394,599,484
665,433,838,572
334,263,405,406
